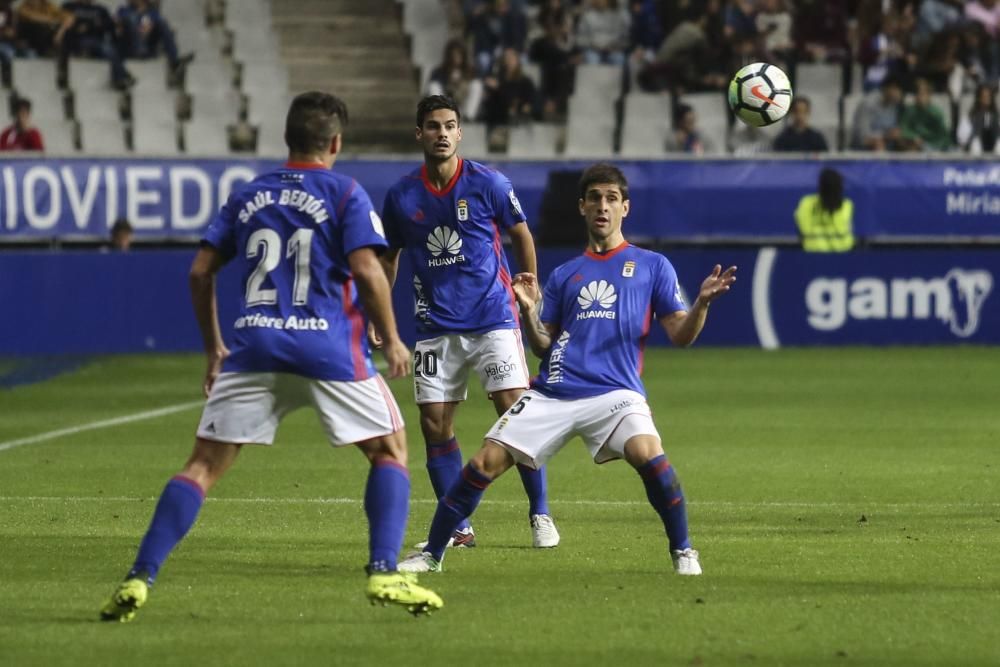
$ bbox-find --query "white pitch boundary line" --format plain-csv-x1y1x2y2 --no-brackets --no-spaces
0,400,204,453
1,496,997,509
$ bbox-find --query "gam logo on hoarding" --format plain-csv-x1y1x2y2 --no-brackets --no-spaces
805,269,993,338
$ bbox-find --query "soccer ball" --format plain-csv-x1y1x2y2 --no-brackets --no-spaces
728,62,793,127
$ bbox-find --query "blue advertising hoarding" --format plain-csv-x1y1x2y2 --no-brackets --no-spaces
1,158,998,242
1,247,996,356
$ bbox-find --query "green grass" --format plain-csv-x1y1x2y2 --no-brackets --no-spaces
1,348,998,667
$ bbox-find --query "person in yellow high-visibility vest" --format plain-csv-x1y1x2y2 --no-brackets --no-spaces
794,168,855,252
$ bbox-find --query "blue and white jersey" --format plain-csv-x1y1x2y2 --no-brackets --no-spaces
381,158,526,340
202,163,388,381
534,243,687,398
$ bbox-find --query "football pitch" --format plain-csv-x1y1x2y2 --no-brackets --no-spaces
1,347,998,666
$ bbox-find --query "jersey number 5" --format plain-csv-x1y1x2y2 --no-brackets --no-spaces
245,228,314,306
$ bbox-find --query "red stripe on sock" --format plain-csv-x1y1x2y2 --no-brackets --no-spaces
375,459,409,477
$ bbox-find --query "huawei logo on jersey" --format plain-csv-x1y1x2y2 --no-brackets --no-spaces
426,226,465,267
576,280,618,320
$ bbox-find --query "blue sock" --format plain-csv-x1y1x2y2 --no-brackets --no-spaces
129,476,204,584
637,455,691,551
516,463,550,517
425,464,492,560
364,459,410,573
425,437,470,532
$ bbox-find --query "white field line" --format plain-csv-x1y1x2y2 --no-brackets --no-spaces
0,496,997,509
0,401,204,453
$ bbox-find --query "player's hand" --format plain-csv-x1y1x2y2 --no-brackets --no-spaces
367,321,383,349
698,265,737,304
512,272,541,311
381,338,410,379
203,345,230,397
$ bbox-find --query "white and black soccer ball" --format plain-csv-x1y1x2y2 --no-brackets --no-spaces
728,62,793,127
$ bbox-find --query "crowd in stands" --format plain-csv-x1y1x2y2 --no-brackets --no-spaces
433,0,1000,154
0,0,191,153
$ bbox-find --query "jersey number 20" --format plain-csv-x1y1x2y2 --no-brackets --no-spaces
245,228,314,306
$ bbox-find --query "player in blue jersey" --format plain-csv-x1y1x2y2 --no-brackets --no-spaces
399,163,737,575
99,92,442,622
376,95,559,549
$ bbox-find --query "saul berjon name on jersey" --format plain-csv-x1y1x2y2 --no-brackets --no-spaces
238,190,331,225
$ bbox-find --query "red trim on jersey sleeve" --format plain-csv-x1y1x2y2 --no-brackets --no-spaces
342,280,367,380
637,305,653,375
420,158,464,197
584,241,630,261
284,161,329,170
492,224,519,325
336,179,358,218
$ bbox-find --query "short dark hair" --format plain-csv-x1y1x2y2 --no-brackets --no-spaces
793,96,811,111
578,163,629,201
111,218,133,235
416,94,461,128
12,97,31,115
284,92,348,154
818,167,844,213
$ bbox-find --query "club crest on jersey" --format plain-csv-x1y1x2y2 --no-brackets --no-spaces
576,280,617,320
622,261,636,278
456,199,469,222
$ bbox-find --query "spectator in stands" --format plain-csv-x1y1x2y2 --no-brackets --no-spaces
575,0,630,66
665,103,716,154
117,0,192,80
964,0,1000,81
0,0,22,86
427,38,484,121
0,97,45,151
16,0,73,57
109,218,134,251
794,168,855,253
628,0,663,61
773,97,830,152
529,1,579,120
851,76,905,151
63,0,134,90
794,0,850,64
481,46,538,143
727,123,773,155
858,7,917,92
640,2,728,94
957,82,1000,154
467,0,528,75
917,0,965,47
755,0,793,70
899,77,951,151
724,0,757,40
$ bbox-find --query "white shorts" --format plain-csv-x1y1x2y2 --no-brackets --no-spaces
484,389,660,468
413,329,529,404
196,372,404,447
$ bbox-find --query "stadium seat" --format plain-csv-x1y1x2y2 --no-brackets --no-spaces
184,62,235,96
620,93,671,157
10,59,60,101
507,123,560,158
241,63,290,98
67,58,110,91
127,59,170,94
255,119,287,157
841,93,865,148
574,64,624,99
400,0,449,89
245,91,294,126
39,119,78,154
679,92,729,129
183,117,232,156
459,122,489,158
132,119,180,156
131,92,178,126
79,118,128,155
231,28,283,65
72,88,124,121
188,90,243,124
564,118,614,157
795,62,843,98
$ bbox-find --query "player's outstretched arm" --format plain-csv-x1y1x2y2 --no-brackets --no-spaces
661,264,737,347
350,246,410,379
508,222,538,276
189,246,229,396
513,273,556,357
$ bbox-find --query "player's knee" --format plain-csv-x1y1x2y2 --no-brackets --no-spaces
470,440,515,479
357,430,408,467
